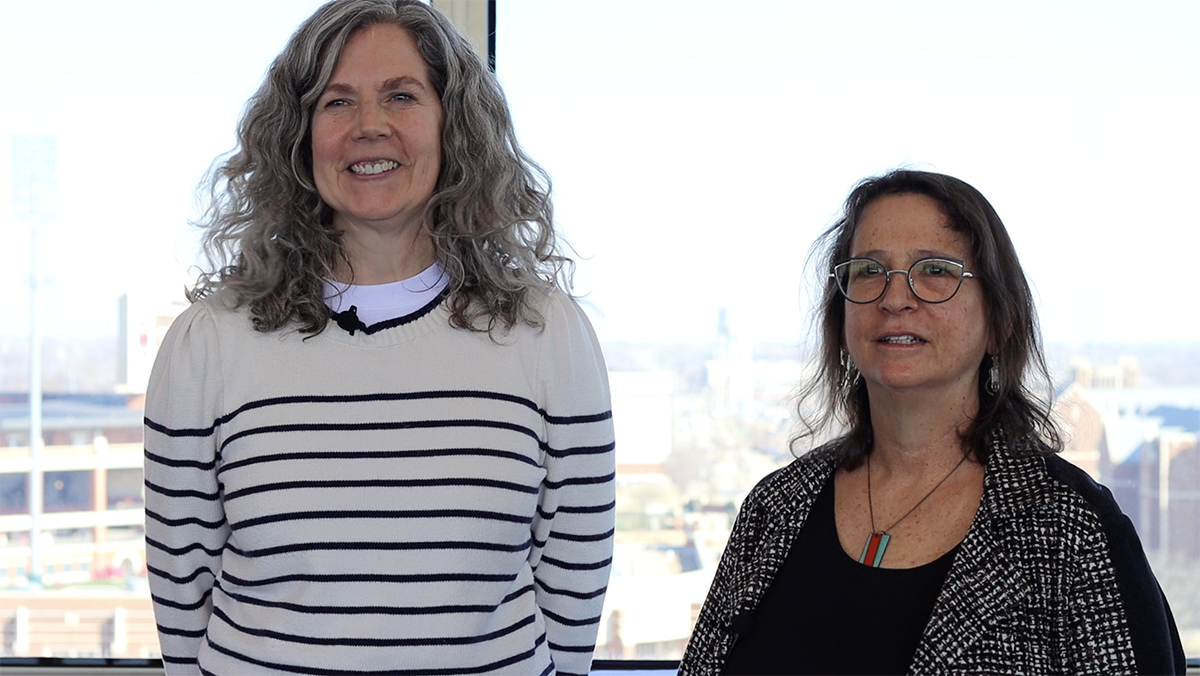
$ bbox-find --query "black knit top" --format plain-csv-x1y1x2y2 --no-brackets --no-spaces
723,478,957,675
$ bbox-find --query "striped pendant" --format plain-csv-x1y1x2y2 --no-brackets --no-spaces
859,531,890,567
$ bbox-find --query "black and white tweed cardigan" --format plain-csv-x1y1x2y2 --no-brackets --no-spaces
680,436,1186,675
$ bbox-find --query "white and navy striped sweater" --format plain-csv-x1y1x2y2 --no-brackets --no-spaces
144,290,615,676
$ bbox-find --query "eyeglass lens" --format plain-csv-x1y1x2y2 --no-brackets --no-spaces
835,258,966,304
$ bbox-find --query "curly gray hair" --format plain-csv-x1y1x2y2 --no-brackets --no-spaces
190,0,571,335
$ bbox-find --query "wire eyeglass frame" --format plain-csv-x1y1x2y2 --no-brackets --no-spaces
831,257,977,305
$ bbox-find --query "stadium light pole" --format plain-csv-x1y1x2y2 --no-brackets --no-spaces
12,134,55,590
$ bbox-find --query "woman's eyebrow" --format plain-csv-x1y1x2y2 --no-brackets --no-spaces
321,77,428,97
382,76,427,91
912,248,959,260
320,82,355,97
851,248,961,261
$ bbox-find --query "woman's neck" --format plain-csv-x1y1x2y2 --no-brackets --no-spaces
865,385,979,476
336,228,436,285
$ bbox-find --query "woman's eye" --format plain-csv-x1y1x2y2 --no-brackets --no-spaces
389,92,415,102
846,261,882,282
917,260,956,277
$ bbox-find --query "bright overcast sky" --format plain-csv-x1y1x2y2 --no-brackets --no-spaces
2,1,1197,348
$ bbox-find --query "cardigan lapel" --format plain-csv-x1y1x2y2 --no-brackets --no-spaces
909,493,1030,673
725,448,840,643
909,436,1046,674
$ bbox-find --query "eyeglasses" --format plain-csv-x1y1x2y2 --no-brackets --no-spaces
831,257,976,304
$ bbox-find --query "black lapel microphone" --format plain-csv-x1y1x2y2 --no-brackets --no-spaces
331,305,369,335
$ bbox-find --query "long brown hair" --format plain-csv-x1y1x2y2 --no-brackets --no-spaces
792,169,1062,467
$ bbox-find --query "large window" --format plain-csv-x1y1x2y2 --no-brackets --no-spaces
495,0,1200,663
0,0,333,662
1,0,1197,667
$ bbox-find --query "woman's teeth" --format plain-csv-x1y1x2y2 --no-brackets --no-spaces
350,160,399,175
881,335,923,344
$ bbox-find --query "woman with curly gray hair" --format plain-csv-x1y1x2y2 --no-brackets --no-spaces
143,1,615,674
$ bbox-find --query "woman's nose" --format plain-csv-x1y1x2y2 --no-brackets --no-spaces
878,269,917,312
355,104,390,139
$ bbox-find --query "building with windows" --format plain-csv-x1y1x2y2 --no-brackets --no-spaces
0,393,156,658
1053,358,1200,642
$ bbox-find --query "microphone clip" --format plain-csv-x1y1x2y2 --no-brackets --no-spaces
331,305,369,335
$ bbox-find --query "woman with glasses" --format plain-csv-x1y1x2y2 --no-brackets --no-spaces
680,170,1184,675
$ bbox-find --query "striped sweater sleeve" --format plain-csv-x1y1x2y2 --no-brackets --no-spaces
530,296,616,676
142,303,229,675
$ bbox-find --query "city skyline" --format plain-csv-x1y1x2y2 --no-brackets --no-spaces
4,316,1198,658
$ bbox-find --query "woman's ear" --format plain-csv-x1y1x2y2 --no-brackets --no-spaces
986,320,1013,357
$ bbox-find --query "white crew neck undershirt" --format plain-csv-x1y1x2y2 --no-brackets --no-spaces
323,262,449,327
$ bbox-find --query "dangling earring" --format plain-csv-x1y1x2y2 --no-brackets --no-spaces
987,354,1001,395
840,351,860,392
